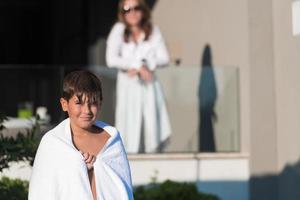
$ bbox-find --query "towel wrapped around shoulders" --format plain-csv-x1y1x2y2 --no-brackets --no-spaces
28,118,134,200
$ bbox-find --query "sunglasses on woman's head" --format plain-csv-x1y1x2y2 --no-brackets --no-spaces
123,5,142,14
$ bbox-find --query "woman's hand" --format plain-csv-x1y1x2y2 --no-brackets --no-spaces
139,65,153,83
127,69,139,78
80,151,96,170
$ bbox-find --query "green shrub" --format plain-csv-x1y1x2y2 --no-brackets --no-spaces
0,112,39,199
0,177,29,200
134,180,219,200
0,114,41,172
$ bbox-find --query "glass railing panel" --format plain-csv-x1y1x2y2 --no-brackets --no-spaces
90,65,240,153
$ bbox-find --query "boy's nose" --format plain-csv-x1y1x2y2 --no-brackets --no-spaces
83,104,92,114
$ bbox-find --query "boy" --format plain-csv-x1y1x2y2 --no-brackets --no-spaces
29,70,133,200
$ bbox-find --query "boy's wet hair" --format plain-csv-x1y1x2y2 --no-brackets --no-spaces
62,70,103,105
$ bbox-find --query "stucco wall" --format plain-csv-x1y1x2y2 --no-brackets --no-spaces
152,0,250,153
273,0,300,199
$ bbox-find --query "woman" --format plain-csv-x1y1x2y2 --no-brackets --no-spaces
106,0,171,153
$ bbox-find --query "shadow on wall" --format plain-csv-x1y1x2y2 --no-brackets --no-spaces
198,44,217,152
250,160,300,200
197,180,248,200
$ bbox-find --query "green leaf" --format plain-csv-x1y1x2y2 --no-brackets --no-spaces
0,113,42,172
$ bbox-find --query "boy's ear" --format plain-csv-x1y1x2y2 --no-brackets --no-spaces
60,98,68,112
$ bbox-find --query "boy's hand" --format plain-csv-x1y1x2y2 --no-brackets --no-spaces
80,151,96,170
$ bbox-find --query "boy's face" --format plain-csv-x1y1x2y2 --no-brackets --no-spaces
60,94,100,130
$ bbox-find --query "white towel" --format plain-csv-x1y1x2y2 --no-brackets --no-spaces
28,118,133,200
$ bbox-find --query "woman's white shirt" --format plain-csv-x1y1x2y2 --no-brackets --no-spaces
105,22,172,153
106,22,170,71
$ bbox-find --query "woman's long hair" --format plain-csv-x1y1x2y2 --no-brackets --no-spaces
118,0,153,42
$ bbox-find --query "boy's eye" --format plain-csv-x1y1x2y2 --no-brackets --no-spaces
75,100,82,105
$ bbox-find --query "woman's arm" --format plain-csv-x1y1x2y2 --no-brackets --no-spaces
144,26,170,71
106,23,143,70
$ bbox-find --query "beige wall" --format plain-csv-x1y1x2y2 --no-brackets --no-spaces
272,1,300,199
152,0,251,153
248,0,278,175
152,0,300,199
273,0,300,172
247,0,279,198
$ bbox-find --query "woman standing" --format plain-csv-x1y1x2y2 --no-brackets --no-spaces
106,0,171,153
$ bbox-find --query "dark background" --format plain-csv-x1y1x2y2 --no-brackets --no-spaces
0,0,157,123
0,0,118,64
0,0,119,122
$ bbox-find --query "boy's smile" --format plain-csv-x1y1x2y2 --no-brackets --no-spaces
60,94,100,131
